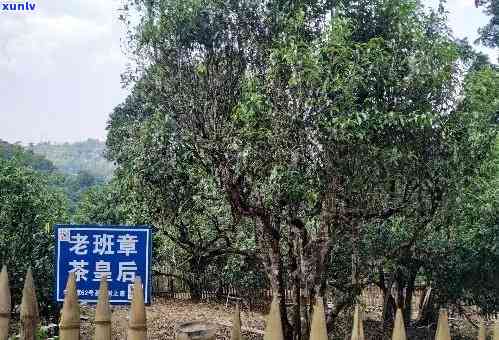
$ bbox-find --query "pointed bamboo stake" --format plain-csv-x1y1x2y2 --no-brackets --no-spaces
20,269,39,340
128,276,147,340
0,266,11,340
59,272,80,340
263,295,284,340
478,321,486,340
94,276,111,340
392,309,407,340
230,303,243,340
309,297,328,340
435,308,451,340
494,320,499,340
351,304,365,340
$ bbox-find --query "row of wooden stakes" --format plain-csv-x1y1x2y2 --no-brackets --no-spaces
0,263,498,340
0,266,146,340
259,297,499,340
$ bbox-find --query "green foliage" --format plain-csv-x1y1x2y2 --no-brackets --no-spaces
428,69,499,315
0,140,56,173
54,170,105,213
0,159,69,318
476,0,499,49
74,180,129,224
361,66,499,319
36,326,49,340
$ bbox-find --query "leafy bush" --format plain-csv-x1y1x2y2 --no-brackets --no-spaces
0,159,69,318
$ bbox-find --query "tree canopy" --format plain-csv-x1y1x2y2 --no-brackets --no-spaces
103,0,499,337
476,0,499,49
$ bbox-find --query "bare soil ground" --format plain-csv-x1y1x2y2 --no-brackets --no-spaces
78,298,485,340
80,298,266,340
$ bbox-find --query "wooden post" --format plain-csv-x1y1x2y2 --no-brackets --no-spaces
20,268,39,340
392,309,406,340
128,276,147,340
230,303,242,340
435,308,451,340
0,266,11,340
59,272,80,340
309,297,328,340
478,321,486,340
263,295,284,340
94,276,111,340
350,304,365,340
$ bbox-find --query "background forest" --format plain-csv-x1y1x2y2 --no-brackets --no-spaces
0,0,498,339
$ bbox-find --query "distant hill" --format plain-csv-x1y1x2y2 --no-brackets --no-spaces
30,139,115,180
1,139,114,213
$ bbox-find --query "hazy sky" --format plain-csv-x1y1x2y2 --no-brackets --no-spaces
0,0,497,144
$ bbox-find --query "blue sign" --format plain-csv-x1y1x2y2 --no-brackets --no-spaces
54,225,152,305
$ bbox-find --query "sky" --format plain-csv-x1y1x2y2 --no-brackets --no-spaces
0,0,497,144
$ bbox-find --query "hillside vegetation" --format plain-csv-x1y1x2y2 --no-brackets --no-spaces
0,140,56,173
30,139,115,180
0,139,108,213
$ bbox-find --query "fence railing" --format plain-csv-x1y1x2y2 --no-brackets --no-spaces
151,272,429,314
151,270,272,310
0,265,498,339
0,266,146,340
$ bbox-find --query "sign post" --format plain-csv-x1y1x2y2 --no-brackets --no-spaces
54,224,152,305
